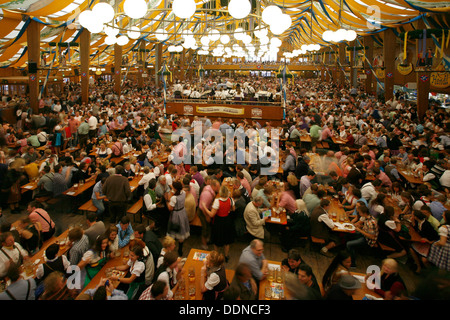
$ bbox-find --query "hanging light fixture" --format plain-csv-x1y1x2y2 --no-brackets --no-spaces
172,0,196,19
228,0,251,20
262,5,282,26
92,2,115,24
117,35,129,46
127,26,141,40
123,0,148,19
78,10,94,29
155,29,168,41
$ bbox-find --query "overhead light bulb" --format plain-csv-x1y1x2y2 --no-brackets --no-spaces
228,0,251,20
92,2,115,24
123,0,148,19
172,0,196,19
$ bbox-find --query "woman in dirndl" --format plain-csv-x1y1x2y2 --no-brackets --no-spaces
409,210,439,274
427,210,450,272
167,181,190,257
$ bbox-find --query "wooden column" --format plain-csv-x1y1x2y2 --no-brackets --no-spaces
364,36,374,95
416,21,432,120
114,44,123,96
383,28,396,102
338,42,347,86
137,41,145,88
154,42,162,87
27,20,40,113
80,29,90,104
349,40,357,87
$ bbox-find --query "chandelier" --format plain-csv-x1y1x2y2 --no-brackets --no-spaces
77,1,294,60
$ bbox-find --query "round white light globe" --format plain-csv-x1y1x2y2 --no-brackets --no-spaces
234,27,244,40
228,0,251,20
117,35,129,46
104,36,117,46
175,45,183,52
242,34,252,45
335,29,348,42
168,45,177,52
322,30,334,42
260,36,269,45
87,21,104,34
155,29,168,41
208,29,220,41
105,26,119,37
172,0,196,19
262,5,282,26
270,23,286,35
345,30,357,41
270,37,282,47
123,0,148,19
127,26,141,40
220,34,230,44
201,36,210,46
92,2,115,24
78,10,94,29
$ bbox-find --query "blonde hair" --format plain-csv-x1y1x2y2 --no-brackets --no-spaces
219,185,229,198
162,236,176,249
208,250,225,268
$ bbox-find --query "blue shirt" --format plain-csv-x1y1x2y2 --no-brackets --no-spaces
353,197,368,216
116,223,134,248
92,181,104,200
429,201,446,222
239,245,266,281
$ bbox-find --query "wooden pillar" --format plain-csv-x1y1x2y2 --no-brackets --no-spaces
27,20,40,113
349,40,357,88
364,36,374,95
338,42,346,86
80,29,90,104
154,43,162,87
179,50,185,82
321,66,325,82
137,41,145,88
416,21,432,120
114,44,123,96
383,28,396,102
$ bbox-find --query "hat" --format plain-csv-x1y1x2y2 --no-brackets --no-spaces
339,275,361,290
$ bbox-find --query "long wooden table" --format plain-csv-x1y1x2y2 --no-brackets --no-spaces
78,246,130,297
63,178,96,197
172,249,235,300
397,169,423,185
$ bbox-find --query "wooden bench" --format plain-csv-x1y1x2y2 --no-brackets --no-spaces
321,141,330,149
78,199,98,216
310,236,326,251
127,197,143,223
189,213,202,227
376,241,396,252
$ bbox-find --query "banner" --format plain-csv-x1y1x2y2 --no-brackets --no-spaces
196,106,245,115
397,63,413,75
430,72,450,88
376,68,385,79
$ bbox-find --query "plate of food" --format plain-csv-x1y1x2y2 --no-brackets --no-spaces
342,223,355,231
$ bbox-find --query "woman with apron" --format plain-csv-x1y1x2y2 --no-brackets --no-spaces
200,251,229,300
167,181,190,257
78,235,111,288
110,245,146,300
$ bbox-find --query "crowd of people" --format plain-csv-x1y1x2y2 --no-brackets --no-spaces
0,73,449,301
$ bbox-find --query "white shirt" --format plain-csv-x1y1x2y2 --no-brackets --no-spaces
88,116,98,130
0,243,28,278
143,190,157,211
139,172,156,190
36,255,70,279
361,182,377,202
439,170,450,188
317,211,335,229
